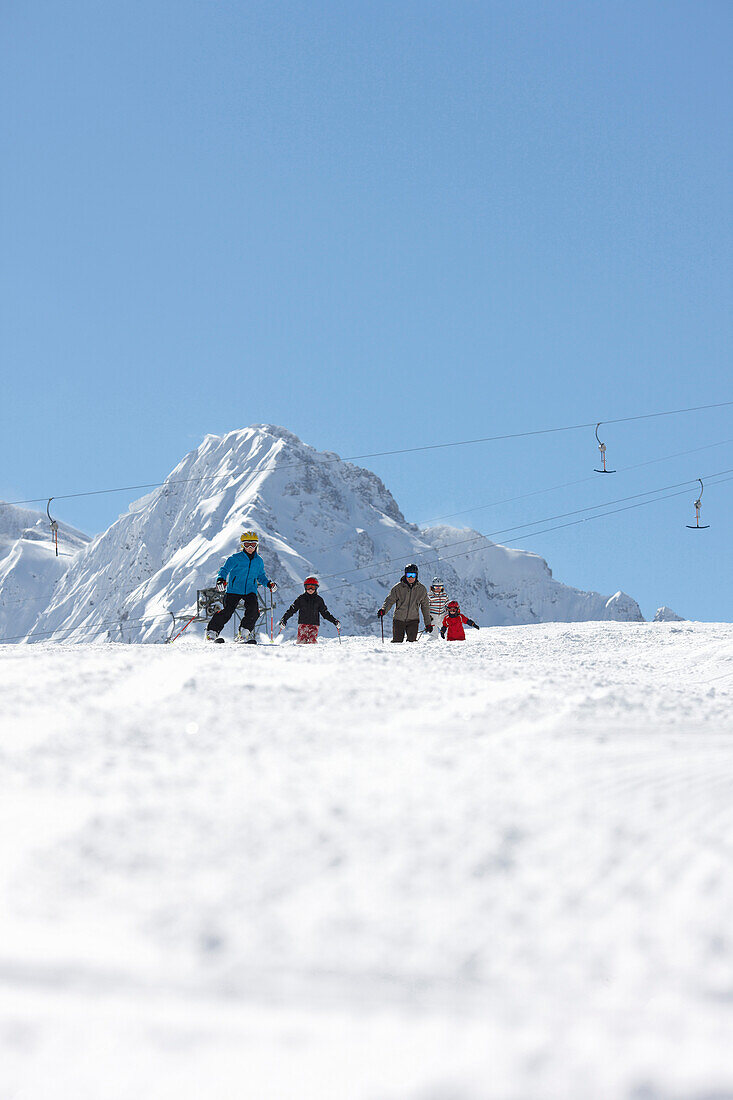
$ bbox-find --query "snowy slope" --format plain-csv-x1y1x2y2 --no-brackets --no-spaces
0,503,89,641
1,622,733,1099
27,425,642,643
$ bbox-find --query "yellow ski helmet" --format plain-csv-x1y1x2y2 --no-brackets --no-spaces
240,531,259,546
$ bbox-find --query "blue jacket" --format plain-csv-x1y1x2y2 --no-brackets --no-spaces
217,550,270,595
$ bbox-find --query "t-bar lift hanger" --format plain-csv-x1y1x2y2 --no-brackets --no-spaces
47,498,59,556
686,478,710,529
594,423,616,473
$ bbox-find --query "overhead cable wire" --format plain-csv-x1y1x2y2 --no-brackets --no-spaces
415,435,733,527
345,400,733,462
316,468,733,585
305,435,733,559
2,399,732,510
324,474,733,596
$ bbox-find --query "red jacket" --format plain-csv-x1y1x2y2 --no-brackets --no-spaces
442,612,470,640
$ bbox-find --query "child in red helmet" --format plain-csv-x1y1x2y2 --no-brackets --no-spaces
440,600,480,641
279,577,340,644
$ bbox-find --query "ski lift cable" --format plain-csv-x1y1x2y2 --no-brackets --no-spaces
345,401,733,463
418,435,733,526
325,473,733,596
316,468,733,585
307,435,733,558
429,476,733,570
6,472,730,644
2,399,732,510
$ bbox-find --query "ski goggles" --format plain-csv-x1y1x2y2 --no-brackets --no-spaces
405,572,417,579
242,541,257,548
305,584,318,590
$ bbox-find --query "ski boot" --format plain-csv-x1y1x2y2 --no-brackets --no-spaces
206,629,222,643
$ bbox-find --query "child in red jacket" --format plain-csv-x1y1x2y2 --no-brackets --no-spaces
441,600,480,641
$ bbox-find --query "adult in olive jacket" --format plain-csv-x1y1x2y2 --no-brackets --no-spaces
378,563,433,642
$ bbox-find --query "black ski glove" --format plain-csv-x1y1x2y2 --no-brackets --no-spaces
334,620,340,628
440,627,446,639
268,581,278,592
425,623,433,633
467,620,479,630
216,578,227,593
377,609,385,618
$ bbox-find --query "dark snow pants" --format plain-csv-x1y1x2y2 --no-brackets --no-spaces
392,619,420,642
208,592,259,635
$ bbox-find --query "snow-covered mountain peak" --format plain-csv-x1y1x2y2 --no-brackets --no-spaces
147,423,407,533
28,426,418,641
654,606,685,622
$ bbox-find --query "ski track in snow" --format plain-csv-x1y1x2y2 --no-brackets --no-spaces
1,622,733,1099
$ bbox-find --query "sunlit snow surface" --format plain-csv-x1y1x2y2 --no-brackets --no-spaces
1,622,733,1099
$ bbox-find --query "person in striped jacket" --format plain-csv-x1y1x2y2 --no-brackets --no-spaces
429,578,449,625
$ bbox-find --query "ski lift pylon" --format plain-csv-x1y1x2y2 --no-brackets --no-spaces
46,498,59,556
594,423,616,473
686,478,710,529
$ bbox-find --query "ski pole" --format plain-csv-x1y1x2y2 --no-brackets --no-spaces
380,615,384,644
337,624,342,645
168,615,197,644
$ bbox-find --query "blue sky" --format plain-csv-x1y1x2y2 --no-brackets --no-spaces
2,0,731,620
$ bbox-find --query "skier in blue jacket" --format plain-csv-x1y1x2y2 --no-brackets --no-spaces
206,531,277,644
